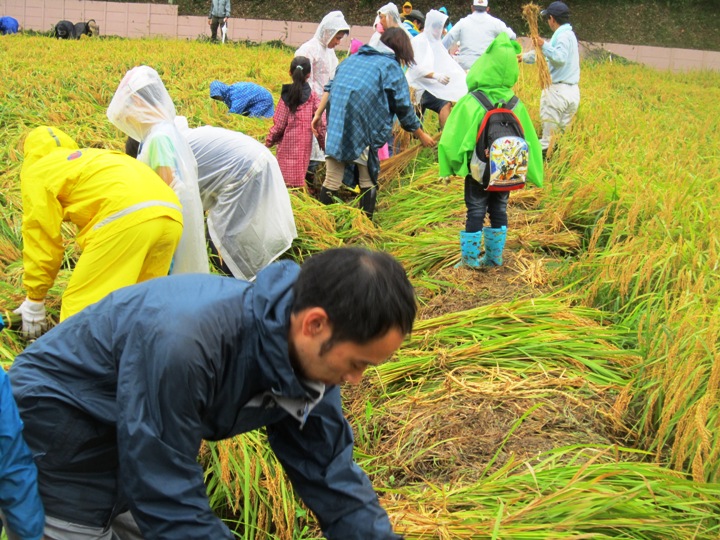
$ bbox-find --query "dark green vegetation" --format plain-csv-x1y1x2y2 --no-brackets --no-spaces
125,0,720,51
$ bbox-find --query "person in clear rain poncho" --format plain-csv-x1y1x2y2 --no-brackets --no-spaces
406,9,468,129
368,3,407,47
107,65,209,275
175,118,297,281
295,11,350,170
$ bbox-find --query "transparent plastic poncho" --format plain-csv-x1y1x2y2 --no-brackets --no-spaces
176,119,297,281
406,10,468,103
107,66,209,275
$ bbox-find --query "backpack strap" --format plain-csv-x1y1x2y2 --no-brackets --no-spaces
470,90,495,112
471,90,519,111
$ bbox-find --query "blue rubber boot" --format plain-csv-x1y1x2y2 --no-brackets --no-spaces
481,226,507,266
455,231,483,268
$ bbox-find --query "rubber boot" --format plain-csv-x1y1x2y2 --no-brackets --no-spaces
318,186,338,205
480,226,507,266
454,231,483,269
359,186,377,220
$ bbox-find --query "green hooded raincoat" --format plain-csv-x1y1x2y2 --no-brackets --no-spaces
438,33,543,187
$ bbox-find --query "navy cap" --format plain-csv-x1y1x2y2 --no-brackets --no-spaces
541,1,570,18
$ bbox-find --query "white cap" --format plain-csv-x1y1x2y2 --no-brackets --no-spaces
473,0,489,6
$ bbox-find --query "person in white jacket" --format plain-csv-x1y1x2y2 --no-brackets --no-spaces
406,9,468,129
107,65,209,275
442,0,516,71
295,11,350,170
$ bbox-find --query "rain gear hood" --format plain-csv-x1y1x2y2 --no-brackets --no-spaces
438,33,543,186
406,9,467,102
106,65,176,142
107,65,208,275
314,10,350,47
22,126,78,171
295,11,350,97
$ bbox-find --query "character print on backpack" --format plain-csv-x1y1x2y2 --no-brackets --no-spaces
469,90,529,191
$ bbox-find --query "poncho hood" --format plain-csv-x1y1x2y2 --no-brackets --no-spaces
314,11,350,47
466,32,522,92
106,65,176,142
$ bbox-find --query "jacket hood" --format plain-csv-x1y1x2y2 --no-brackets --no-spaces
106,65,176,142
314,11,350,47
424,9,447,42
280,82,312,106
466,33,521,92
249,261,307,396
22,126,79,171
375,3,402,27
209,80,228,100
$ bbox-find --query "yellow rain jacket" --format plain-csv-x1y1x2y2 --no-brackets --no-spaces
20,126,183,303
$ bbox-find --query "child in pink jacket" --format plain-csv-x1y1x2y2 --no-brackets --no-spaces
266,56,326,189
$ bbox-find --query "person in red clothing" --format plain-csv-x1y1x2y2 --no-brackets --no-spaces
266,56,326,190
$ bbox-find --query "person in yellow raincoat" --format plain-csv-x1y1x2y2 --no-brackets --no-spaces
13,126,183,337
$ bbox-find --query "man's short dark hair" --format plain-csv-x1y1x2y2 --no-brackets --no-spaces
292,248,417,348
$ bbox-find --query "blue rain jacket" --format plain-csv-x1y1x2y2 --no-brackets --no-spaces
0,16,19,34
210,80,275,118
9,262,400,539
0,369,44,540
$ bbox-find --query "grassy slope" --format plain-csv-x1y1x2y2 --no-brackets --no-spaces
159,0,720,51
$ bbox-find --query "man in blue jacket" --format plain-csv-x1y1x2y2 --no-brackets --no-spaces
9,247,414,539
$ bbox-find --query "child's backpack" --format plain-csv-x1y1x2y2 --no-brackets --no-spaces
469,91,529,191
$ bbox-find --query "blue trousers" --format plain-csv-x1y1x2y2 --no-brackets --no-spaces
464,175,510,233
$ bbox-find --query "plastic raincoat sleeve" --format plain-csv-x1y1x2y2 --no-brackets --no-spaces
266,99,290,147
266,386,401,540
20,174,66,301
116,332,233,539
0,371,45,540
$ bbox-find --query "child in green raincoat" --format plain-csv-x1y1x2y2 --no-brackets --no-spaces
438,32,543,268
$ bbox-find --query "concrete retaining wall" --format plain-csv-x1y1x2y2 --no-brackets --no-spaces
2,0,719,71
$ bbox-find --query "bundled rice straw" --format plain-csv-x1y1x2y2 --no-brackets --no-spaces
522,3,552,90
378,132,441,185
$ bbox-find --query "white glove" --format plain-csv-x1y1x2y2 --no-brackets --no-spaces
432,73,450,85
13,298,47,339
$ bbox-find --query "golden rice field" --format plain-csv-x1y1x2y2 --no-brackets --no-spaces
1,35,719,539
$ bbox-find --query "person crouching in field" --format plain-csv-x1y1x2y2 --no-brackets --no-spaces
129,117,298,281
9,247,414,540
438,33,543,268
311,27,436,221
107,65,209,275
12,126,182,338
265,56,326,191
